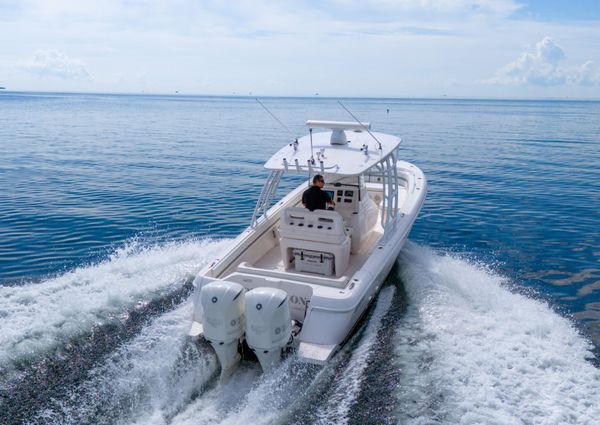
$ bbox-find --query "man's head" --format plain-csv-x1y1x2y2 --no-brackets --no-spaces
312,174,325,187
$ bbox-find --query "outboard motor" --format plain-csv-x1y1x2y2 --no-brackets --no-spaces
245,288,292,372
200,281,245,377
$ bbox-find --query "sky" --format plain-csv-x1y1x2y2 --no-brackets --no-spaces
1,0,599,98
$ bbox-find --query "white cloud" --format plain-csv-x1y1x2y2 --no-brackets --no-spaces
570,61,600,86
489,37,565,85
487,37,600,87
21,49,91,81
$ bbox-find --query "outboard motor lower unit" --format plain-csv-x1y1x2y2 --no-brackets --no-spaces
245,288,292,372
200,281,245,377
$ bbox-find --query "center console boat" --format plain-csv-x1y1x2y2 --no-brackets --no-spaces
189,120,427,377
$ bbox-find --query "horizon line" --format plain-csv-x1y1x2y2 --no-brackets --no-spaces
1,89,599,102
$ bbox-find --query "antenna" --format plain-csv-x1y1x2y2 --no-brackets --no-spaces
255,98,295,139
309,128,315,165
337,100,383,150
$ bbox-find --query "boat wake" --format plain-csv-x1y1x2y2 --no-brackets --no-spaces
29,304,218,425
393,242,600,424
2,240,598,425
0,238,231,424
312,286,396,425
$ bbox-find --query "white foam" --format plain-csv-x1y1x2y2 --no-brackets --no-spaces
314,286,395,425
0,238,231,369
32,303,219,425
166,363,263,425
394,242,600,424
217,360,321,425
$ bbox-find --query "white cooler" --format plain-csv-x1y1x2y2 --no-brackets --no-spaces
293,249,334,276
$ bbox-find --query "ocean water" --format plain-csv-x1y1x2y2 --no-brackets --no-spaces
0,92,599,424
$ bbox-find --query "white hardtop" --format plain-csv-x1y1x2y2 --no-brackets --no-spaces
264,121,401,176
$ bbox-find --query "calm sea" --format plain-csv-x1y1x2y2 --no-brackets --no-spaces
1,92,599,424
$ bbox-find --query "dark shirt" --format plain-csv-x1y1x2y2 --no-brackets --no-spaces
302,186,332,211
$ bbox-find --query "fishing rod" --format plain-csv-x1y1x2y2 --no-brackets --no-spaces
255,98,295,139
256,98,308,161
337,100,383,150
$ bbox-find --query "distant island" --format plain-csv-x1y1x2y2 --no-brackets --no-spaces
0,87,5,90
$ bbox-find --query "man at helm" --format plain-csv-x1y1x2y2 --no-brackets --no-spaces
302,174,335,211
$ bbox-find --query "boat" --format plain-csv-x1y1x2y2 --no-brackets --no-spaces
189,120,427,376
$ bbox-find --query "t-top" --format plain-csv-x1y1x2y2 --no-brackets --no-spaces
302,186,332,211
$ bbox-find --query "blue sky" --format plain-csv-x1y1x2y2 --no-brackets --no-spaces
515,0,600,21
1,0,599,98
